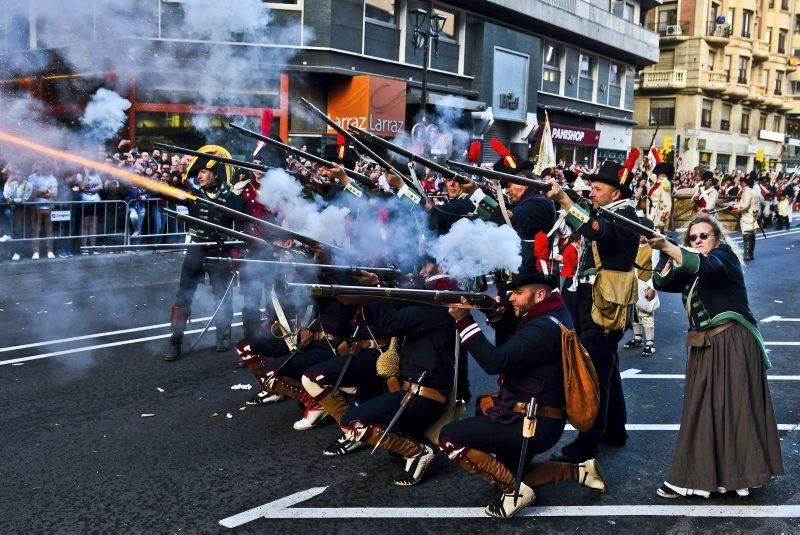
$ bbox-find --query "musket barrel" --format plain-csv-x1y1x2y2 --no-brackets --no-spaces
348,125,470,183
164,208,273,249
205,257,401,279
80,241,243,251
288,283,496,309
153,143,271,174
227,123,374,188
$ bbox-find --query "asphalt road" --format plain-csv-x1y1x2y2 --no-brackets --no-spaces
1,228,799,533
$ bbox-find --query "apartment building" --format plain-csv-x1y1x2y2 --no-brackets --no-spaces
633,0,795,172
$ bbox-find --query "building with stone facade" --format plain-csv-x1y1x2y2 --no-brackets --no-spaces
633,0,795,172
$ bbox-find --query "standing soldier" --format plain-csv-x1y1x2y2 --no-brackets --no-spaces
692,172,719,214
732,173,760,261
164,150,244,361
645,162,673,233
545,160,640,463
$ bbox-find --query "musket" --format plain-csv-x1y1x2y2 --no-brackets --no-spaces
446,159,550,189
513,397,538,506
288,283,498,311
227,123,375,189
80,241,244,253
348,125,470,184
707,204,733,215
182,193,342,251
204,257,402,281
596,206,663,240
371,370,428,454
163,208,279,252
297,98,424,197
152,142,307,182
330,324,362,393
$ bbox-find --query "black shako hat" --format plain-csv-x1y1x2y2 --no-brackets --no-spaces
585,160,632,198
652,162,675,180
507,269,558,290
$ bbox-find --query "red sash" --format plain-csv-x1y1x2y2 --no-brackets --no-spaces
647,180,662,198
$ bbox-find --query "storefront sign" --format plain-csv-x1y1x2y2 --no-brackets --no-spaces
328,76,407,136
533,123,600,147
492,48,528,122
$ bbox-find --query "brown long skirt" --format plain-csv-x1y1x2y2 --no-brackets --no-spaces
667,322,784,492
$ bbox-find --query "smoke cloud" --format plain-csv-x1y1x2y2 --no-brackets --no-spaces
429,218,522,279
80,88,131,144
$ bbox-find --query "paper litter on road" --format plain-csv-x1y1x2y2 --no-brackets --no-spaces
239,406,246,411
140,413,155,418
775,300,784,303
156,387,165,393
211,412,219,417
226,413,233,419
230,384,253,390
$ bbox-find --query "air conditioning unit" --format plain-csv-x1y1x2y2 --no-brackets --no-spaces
666,25,683,36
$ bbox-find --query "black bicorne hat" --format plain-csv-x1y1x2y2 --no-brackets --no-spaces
585,160,632,198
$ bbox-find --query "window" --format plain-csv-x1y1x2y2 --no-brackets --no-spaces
773,116,782,131
432,6,457,40
649,98,676,126
762,68,769,89
721,104,731,131
708,51,716,70
775,70,784,94
578,54,594,101
778,29,788,53
365,0,397,25
769,0,775,7
724,54,732,81
742,10,753,37
737,56,750,84
741,109,750,134
795,15,800,33
658,8,677,26
765,27,773,49
760,113,768,131
622,2,635,22
657,49,675,70
791,80,800,94
701,99,713,128
542,43,561,93
609,63,623,107
782,0,789,10
727,8,735,31
716,154,731,172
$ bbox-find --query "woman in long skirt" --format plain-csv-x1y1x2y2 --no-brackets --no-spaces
647,214,783,498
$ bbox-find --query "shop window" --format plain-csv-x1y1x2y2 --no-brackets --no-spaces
649,98,675,126
699,151,712,167
716,153,730,171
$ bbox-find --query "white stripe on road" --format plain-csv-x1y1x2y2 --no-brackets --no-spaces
219,487,800,526
621,368,800,380
764,341,800,346
762,316,800,323
0,322,243,366
562,423,800,432
731,228,800,241
0,312,244,354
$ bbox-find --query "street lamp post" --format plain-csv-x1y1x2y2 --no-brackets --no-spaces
410,8,446,121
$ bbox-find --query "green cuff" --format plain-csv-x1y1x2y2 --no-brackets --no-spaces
343,181,365,198
397,184,422,206
677,246,701,274
564,204,590,230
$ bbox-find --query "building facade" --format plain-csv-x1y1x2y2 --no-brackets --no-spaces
634,0,796,173
1,0,658,165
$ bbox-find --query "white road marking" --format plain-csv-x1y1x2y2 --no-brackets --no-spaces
762,316,800,323
731,228,800,241
561,424,800,432
0,312,245,353
0,322,243,366
764,341,800,346
219,487,800,525
621,368,800,380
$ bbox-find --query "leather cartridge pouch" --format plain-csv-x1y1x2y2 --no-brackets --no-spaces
590,243,637,331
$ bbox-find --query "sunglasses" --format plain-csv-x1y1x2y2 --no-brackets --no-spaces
689,232,712,242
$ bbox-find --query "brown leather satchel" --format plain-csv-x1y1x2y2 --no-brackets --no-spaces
548,316,600,432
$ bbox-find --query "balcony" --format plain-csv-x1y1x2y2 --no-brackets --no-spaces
763,96,784,110
705,21,731,47
746,84,767,105
724,80,750,100
752,40,769,62
701,71,728,93
789,57,798,72
640,69,687,90
648,21,690,41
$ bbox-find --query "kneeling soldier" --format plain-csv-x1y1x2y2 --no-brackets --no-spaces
441,270,607,518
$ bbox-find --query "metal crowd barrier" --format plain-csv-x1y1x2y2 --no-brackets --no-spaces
0,199,190,257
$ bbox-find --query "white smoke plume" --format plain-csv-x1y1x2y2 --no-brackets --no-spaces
257,169,350,246
80,88,131,144
430,218,521,279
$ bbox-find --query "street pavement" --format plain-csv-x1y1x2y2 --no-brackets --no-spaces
1,228,799,533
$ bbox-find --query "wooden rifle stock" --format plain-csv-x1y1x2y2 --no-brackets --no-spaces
288,283,498,310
